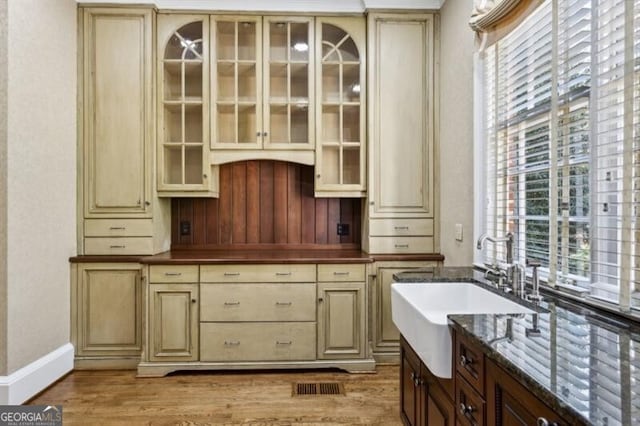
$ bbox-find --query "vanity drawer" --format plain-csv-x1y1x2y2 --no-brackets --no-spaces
149,265,199,283
369,218,433,236
84,237,153,255
200,283,316,322
317,264,365,282
201,264,316,283
367,236,434,254
200,322,316,361
456,372,486,426
84,219,153,237
455,332,485,393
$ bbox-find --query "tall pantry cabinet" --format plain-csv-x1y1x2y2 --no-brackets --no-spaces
365,13,440,361
73,6,170,368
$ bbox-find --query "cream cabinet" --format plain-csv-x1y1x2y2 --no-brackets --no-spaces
79,7,170,254
365,13,438,253
157,14,218,197
370,261,439,362
211,16,315,165
148,265,199,361
317,264,366,359
71,262,142,368
314,17,366,197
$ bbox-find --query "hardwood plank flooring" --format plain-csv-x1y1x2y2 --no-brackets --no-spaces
29,366,402,426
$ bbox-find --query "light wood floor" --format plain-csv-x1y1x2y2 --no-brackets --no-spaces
29,365,402,425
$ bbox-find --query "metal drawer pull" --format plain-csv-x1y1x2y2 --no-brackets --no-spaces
164,272,182,276
460,354,473,367
224,272,240,276
333,272,350,276
275,301,292,306
395,244,409,248
394,226,410,230
459,403,475,416
109,226,126,230
110,245,125,249
224,301,240,306
275,272,292,276
224,340,240,346
537,418,557,426
276,341,292,345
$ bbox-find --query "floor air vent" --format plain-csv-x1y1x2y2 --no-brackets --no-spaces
292,382,345,396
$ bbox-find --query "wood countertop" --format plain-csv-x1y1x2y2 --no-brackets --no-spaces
70,250,445,264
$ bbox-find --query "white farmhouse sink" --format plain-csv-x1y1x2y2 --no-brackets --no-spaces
391,282,534,378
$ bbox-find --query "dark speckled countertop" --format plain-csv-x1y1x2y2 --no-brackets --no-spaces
393,267,640,426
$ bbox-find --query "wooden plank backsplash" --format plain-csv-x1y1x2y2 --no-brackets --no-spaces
171,160,362,249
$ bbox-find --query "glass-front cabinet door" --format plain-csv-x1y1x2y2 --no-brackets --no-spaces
211,16,262,149
157,15,216,197
263,17,314,150
315,18,366,197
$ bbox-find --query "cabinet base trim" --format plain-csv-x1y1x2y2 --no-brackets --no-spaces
0,343,74,404
74,357,140,370
137,358,376,377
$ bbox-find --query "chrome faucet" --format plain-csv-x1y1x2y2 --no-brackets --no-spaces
526,260,542,302
476,232,514,264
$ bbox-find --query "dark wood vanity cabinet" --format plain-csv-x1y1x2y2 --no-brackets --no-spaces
400,336,455,426
401,331,573,426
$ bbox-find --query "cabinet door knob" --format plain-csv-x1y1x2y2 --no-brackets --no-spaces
318,297,324,302
537,418,557,426
459,403,475,416
145,201,151,206
191,298,196,303
460,354,473,367
263,131,268,137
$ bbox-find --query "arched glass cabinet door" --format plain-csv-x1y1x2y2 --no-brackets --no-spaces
157,15,213,196
315,18,366,197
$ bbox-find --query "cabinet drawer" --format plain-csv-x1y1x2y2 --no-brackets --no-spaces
456,373,486,426
84,237,153,255
369,219,433,236
367,237,434,254
201,264,316,283
317,264,365,282
200,322,316,361
200,283,316,322
455,332,485,393
84,219,153,237
149,265,199,283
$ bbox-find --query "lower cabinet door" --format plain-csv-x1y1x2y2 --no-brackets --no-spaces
76,263,142,356
317,281,366,359
149,284,199,361
400,337,422,426
422,365,455,426
486,359,567,426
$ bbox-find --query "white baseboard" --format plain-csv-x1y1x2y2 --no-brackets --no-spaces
0,343,74,404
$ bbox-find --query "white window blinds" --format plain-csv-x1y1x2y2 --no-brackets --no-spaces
481,0,640,310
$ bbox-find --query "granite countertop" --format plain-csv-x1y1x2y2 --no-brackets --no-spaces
393,267,640,426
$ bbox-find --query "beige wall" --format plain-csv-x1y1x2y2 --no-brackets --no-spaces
0,0,7,377
439,0,475,266
6,0,76,373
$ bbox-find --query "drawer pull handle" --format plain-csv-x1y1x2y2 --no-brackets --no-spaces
164,272,182,276
110,245,125,249
537,418,557,426
394,226,410,230
460,354,473,367
459,403,475,416
333,272,350,276
276,341,292,345
224,272,241,276
109,226,126,230
224,340,240,346
224,301,240,306
275,272,292,276
395,244,409,248
275,301,292,306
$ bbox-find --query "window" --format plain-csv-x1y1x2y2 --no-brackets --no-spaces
480,0,640,310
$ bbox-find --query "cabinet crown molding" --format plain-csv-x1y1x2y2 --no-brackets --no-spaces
77,0,445,12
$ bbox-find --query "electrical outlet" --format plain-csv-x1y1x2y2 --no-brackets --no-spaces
180,221,191,236
337,223,350,236
455,224,463,241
